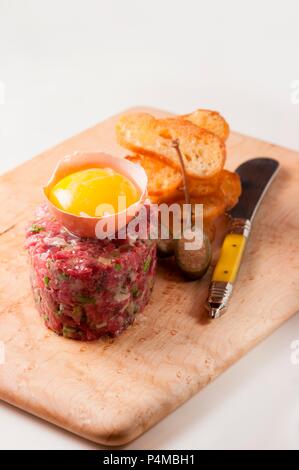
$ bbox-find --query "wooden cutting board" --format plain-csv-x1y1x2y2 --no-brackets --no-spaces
0,107,298,446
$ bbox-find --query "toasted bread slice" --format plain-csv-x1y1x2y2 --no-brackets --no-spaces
219,169,241,210
149,168,232,200
116,113,226,179
185,171,221,197
125,154,182,195
126,153,220,199
149,191,226,220
173,196,226,221
154,172,220,201
182,109,230,141
203,219,216,242
149,169,241,218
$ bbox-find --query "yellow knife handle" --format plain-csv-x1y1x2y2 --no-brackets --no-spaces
207,218,251,319
212,233,246,283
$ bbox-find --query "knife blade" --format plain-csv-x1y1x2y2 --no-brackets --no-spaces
206,157,279,319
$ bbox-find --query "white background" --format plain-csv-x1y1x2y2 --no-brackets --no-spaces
0,0,299,450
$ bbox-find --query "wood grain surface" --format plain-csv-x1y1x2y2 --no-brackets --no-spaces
0,107,298,446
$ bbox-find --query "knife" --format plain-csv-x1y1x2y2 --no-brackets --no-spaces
206,157,279,319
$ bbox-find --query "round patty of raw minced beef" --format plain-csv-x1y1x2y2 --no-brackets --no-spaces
25,205,157,340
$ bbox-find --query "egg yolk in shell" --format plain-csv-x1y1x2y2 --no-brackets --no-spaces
49,168,140,217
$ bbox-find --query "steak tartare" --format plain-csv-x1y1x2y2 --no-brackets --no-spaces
25,205,156,340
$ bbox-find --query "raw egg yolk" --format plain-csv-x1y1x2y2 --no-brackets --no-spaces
49,168,140,217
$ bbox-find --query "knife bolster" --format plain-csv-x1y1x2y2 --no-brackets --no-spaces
228,217,251,238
